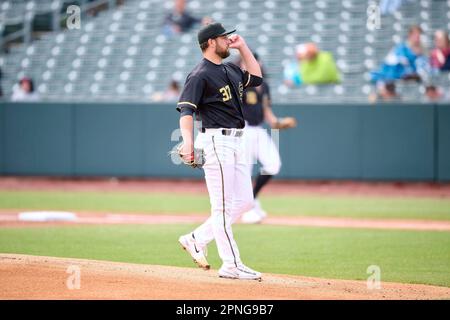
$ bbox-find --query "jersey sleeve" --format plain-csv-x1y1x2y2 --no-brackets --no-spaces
176,74,204,113
226,62,263,89
242,70,263,88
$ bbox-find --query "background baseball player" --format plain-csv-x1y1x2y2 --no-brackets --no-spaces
238,55,297,224
176,22,263,280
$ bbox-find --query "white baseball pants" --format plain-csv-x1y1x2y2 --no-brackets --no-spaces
191,129,254,268
243,124,282,176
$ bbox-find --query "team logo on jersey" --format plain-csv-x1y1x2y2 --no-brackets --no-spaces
245,91,258,105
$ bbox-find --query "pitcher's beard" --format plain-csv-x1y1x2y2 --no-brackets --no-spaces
216,47,230,59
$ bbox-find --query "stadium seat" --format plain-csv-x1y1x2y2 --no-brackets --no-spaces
0,0,447,103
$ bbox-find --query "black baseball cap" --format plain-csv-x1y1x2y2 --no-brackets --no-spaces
197,22,236,44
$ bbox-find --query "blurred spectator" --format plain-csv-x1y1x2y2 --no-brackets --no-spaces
368,82,401,103
85,0,124,18
151,80,181,102
283,43,340,87
371,25,430,83
430,30,450,72
423,85,448,102
11,77,40,102
380,0,412,15
162,0,210,36
283,60,302,87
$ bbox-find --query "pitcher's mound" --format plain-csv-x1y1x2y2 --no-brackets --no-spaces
0,254,448,300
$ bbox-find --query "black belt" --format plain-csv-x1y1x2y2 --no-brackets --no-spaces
201,128,244,137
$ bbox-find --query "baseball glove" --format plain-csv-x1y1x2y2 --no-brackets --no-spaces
272,117,297,129
170,142,204,169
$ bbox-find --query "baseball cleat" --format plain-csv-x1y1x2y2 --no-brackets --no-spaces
241,199,267,224
253,199,268,218
241,209,265,224
218,264,262,280
178,233,210,270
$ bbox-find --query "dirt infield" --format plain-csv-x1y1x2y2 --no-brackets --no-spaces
1,254,449,300
1,211,450,231
1,178,449,299
1,177,450,198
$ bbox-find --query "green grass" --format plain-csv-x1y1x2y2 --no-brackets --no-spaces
0,225,449,287
1,190,450,220
260,196,450,220
0,191,211,214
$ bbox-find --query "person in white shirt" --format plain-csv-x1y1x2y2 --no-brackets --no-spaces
11,77,40,102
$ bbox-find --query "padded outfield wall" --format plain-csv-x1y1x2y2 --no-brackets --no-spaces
0,102,448,181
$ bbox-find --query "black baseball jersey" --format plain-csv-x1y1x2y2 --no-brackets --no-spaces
242,82,270,126
177,58,262,129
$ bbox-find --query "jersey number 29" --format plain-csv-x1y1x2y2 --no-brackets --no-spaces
220,85,232,102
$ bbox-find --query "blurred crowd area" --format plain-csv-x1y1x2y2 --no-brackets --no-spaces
0,0,449,103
